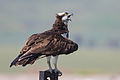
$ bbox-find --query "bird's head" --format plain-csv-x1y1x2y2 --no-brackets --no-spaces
56,11,73,25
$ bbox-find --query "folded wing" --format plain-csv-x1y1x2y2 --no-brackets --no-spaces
10,32,78,67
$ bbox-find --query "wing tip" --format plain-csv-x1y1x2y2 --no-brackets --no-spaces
9,59,16,67
10,64,13,67
9,54,22,68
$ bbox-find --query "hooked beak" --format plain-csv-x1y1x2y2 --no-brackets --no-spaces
68,13,73,21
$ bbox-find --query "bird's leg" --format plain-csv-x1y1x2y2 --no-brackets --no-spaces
47,56,52,73
53,55,62,76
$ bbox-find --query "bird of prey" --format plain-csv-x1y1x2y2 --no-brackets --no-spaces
10,11,78,75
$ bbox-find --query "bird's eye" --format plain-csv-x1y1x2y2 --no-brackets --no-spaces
65,12,68,15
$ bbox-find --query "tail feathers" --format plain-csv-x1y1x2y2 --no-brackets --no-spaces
21,53,33,59
10,57,18,67
21,53,41,67
10,53,45,67
22,57,34,67
10,54,23,67
21,55,46,67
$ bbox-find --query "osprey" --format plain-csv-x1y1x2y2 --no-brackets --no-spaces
10,12,78,75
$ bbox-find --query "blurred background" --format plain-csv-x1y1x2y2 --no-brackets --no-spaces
0,0,120,80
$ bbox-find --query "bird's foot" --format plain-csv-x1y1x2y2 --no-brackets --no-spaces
45,69,62,76
54,69,62,76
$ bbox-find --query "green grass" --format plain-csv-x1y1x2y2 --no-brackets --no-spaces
59,49,120,74
0,45,120,74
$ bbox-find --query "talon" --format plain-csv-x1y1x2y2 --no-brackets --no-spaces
54,69,62,76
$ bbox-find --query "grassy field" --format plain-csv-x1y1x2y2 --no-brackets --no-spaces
0,45,120,75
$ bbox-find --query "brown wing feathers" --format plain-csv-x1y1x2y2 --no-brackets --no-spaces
10,33,78,67
10,32,78,67
52,35,78,55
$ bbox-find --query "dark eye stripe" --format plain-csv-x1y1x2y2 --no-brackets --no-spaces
65,12,68,14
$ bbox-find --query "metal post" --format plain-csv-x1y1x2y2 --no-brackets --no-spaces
39,70,60,80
